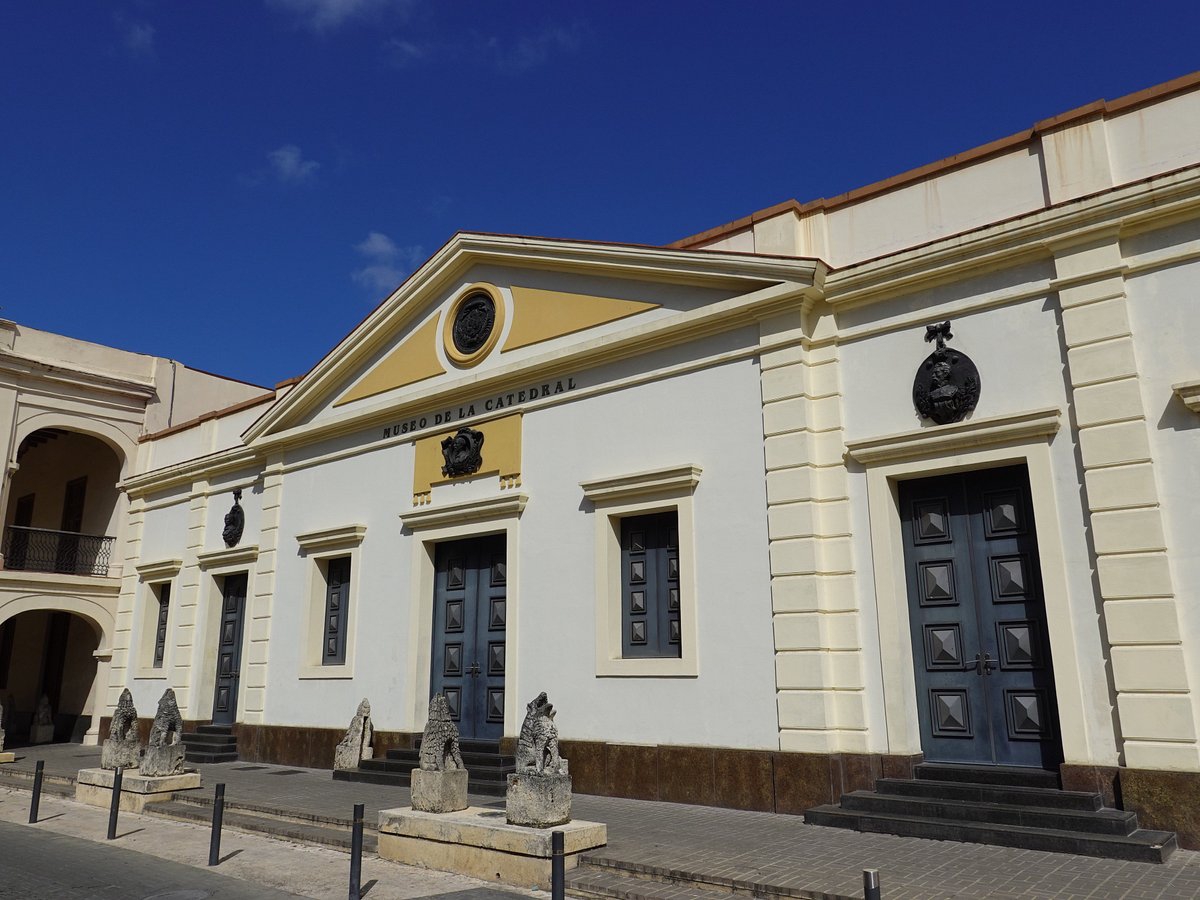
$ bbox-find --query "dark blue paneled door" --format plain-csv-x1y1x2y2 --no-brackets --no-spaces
212,572,248,726
900,466,1062,768
430,535,506,741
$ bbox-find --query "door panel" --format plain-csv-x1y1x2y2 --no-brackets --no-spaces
212,573,248,726
431,535,506,741
901,466,1061,768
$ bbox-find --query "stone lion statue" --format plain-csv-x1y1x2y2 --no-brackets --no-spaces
419,694,464,771
515,691,567,776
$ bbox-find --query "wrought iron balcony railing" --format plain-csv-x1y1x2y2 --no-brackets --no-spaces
2,525,116,577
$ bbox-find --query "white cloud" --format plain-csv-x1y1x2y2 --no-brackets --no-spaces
267,0,413,33
384,37,428,67
352,232,424,293
490,25,582,72
267,145,320,184
115,13,155,57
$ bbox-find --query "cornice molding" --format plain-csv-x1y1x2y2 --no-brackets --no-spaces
0,569,122,595
242,232,823,447
295,524,367,553
121,446,262,498
580,464,702,505
400,493,527,531
246,280,814,455
0,351,157,401
824,165,1200,309
1173,379,1200,413
845,408,1062,466
196,544,259,570
134,558,183,580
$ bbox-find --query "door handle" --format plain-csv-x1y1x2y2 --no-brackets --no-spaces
467,662,480,678
973,652,995,676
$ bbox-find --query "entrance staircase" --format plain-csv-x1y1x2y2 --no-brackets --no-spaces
181,724,239,764
805,763,1176,862
333,738,513,796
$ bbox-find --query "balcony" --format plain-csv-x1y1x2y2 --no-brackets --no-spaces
2,526,116,577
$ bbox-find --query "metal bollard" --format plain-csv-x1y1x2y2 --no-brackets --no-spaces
107,766,123,840
348,802,364,900
28,760,44,824
551,830,565,900
208,783,226,866
863,868,882,900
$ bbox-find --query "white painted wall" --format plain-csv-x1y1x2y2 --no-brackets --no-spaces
839,282,1119,757
1122,224,1200,690
259,333,779,749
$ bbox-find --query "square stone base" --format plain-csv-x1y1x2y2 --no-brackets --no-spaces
30,725,54,745
378,805,606,890
411,767,468,813
0,752,14,763
507,772,571,827
75,767,201,813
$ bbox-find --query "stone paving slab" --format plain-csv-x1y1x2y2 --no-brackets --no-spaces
6,743,1200,898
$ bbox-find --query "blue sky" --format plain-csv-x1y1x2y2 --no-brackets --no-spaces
3,1,1199,387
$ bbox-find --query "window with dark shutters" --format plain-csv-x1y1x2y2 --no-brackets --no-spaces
620,511,682,659
324,556,351,665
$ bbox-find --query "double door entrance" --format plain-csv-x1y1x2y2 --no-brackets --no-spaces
900,465,1062,768
430,535,507,741
212,573,247,726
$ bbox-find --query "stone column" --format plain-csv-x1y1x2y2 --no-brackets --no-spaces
170,479,210,718
760,311,865,754
1053,235,1200,771
106,495,146,709
241,456,284,725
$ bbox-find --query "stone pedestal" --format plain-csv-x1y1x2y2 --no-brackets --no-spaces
411,767,468,813
139,742,186,778
101,738,141,770
0,752,14,764
506,772,571,827
75,767,200,813
378,806,606,890
30,725,54,745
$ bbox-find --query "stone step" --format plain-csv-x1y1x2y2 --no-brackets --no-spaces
574,855,837,900
181,732,238,747
565,863,800,900
195,724,236,736
914,763,1060,789
839,790,1137,835
385,748,515,768
804,805,1175,863
184,750,240,764
332,766,508,796
414,737,502,755
874,777,1103,811
143,799,377,854
362,758,513,780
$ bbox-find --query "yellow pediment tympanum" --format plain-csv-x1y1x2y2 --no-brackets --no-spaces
502,286,658,352
334,313,445,407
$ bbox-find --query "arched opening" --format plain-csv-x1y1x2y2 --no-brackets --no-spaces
3,430,124,577
0,609,101,744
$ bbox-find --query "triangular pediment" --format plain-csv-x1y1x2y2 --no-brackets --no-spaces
243,233,820,447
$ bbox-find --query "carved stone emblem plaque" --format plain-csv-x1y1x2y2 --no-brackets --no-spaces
441,427,485,478
451,292,496,356
222,488,245,548
913,321,980,425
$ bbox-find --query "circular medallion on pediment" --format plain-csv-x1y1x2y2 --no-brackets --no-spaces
452,292,496,356
442,283,506,368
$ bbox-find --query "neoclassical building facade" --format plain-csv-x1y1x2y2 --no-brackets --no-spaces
9,72,1200,846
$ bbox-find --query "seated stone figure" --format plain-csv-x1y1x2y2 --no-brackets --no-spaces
419,694,464,771
139,688,187,777
507,691,571,828
515,692,567,776
410,694,468,813
101,688,142,770
333,698,374,770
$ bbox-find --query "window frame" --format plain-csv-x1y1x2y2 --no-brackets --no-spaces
581,465,700,677
296,525,365,680
133,557,182,680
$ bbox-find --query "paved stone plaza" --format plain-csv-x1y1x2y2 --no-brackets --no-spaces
2,744,1200,898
